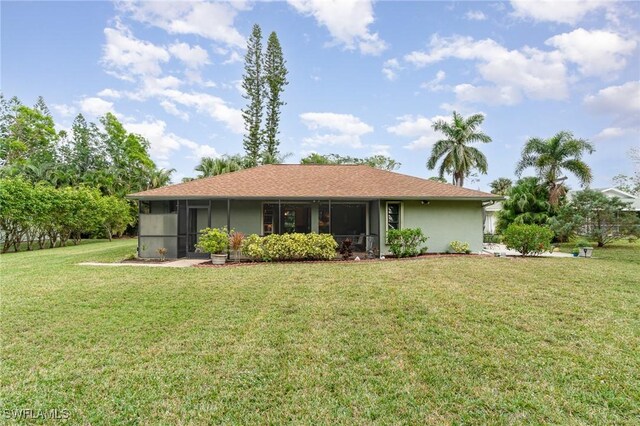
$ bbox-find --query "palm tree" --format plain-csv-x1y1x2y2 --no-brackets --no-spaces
195,155,245,178
489,177,512,195
147,168,175,189
497,177,551,233
427,111,492,186
515,131,594,206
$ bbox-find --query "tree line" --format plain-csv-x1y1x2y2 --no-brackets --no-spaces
0,178,132,253
0,94,171,195
0,94,168,250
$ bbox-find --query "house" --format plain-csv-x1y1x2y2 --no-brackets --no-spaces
128,164,502,259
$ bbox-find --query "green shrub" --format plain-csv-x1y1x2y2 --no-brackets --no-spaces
628,235,638,244
574,238,591,248
195,227,229,254
449,240,470,254
241,234,264,260
502,224,554,257
240,233,337,261
483,233,502,244
387,228,428,258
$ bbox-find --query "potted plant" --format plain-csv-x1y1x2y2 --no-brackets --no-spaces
195,227,230,265
229,230,245,261
574,238,593,258
156,247,168,261
572,248,580,257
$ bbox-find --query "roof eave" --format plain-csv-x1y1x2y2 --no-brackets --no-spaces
127,194,504,201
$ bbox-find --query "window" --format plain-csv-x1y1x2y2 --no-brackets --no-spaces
141,200,177,214
263,204,276,235
387,202,401,230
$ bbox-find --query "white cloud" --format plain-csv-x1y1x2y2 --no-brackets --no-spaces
78,97,114,117
102,23,170,80
52,103,76,118
99,22,241,133
160,89,244,133
465,10,487,21
420,70,446,91
299,112,374,148
405,34,568,104
370,144,391,156
223,51,242,65
169,42,210,68
387,114,449,150
124,118,219,167
584,81,640,116
585,81,640,140
97,88,122,99
160,100,189,121
382,58,401,81
288,0,387,55
118,1,246,48
510,0,610,25
453,84,522,106
593,127,639,140
546,28,637,77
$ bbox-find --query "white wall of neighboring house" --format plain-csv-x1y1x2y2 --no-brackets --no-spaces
483,201,502,234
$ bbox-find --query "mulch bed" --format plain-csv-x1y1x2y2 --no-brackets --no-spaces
193,252,482,268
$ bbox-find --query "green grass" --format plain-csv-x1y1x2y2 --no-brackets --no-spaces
1,240,639,424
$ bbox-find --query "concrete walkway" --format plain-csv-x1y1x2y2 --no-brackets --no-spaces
482,243,574,258
79,259,209,268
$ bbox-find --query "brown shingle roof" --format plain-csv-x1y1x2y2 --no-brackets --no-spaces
129,165,501,200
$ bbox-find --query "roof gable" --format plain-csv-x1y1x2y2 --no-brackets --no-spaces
129,164,501,200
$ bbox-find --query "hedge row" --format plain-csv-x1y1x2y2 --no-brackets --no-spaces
241,233,337,261
0,178,133,253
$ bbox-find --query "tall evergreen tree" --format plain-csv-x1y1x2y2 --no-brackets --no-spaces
263,31,288,161
241,24,264,167
34,96,51,117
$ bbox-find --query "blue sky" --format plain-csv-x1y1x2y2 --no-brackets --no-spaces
3,0,639,190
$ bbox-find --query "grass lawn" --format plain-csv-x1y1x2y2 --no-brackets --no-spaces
1,240,639,424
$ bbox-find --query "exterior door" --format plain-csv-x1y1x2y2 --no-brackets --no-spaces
187,206,209,258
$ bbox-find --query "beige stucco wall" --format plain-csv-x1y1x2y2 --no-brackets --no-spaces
378,200,484,254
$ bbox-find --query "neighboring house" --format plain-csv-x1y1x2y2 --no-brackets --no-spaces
483,187,640,234
483,200,503,235
588,187,640,213
128,165,502,259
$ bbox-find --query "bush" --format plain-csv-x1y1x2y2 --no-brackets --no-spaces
629,235,638,244
502,224,554,257
338,239,353,260
240,233,337,261
387,228,428,258
573,238,591,248
241,234,264,260
449,240,470,254
483,233,502,244
195,227,229,254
